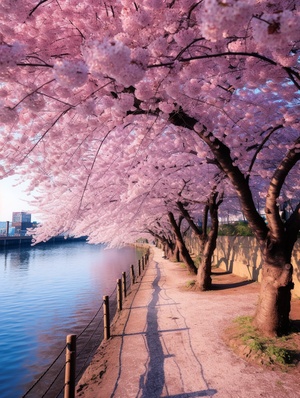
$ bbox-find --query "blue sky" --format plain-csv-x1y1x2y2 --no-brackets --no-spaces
0,176,34,221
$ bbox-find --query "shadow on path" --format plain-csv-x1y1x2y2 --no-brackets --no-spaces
161,392,217,398
140,262,217,398
111,259,217,397
212,280,255,290
140,262,165,397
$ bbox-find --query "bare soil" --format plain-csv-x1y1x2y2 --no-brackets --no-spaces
76,247,300,398
186,267,300,373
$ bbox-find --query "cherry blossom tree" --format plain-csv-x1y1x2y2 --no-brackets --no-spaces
0,1,299,336
178,189,224,290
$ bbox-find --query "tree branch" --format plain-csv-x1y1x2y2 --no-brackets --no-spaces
148,51,299,88
200,131,268,243
246,125,283,181
29,0,49,16
265,136,300,242
177,201,203,238
12,79,56,110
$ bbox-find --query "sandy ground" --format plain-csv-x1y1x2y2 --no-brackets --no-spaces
76,246,300,398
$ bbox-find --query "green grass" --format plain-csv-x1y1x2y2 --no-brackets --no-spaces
185,279,196,288
193,255,201,268
218,221,253,236
265,345,292,364
232,316,296,367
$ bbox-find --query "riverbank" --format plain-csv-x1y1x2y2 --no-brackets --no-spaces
0,242,141,398
76,246,300,398
0,235,87,248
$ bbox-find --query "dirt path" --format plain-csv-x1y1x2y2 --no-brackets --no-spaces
76,247,300,398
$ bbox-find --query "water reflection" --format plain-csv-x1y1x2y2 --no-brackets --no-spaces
0,242,141,398
3,250,8,270
12,250,31,269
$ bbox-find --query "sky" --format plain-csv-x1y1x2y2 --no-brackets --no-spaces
0,176,35,222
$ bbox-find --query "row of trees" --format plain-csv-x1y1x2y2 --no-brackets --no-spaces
0,1,299,337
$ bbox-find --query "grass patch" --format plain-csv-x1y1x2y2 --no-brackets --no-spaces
225,316,299,370
185,279,196,288
192,255,201,269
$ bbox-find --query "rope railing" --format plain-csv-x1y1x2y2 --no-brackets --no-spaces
75,316,105,380
42,361,66,398
22,344,67,398
77,301,104,340
75,305,105,380
21,248,150,398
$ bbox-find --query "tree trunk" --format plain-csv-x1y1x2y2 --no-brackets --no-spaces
166,241,180,262
168,104,299,336
196,237,211,290
254,262,293,336
163,241,171,258
177,201,208,254
147,229,178,261
254,238,294,336
175,237,197,274
197,192,220,291
174,244,180,262
168,212,197,274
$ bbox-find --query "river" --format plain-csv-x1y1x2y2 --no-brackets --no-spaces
0,240,142,398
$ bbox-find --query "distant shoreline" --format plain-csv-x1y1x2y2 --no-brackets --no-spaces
0,235,87,249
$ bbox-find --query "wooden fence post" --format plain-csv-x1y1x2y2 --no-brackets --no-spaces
117,279,122,311
122,272,127,299
64,334,76,398
103,295,110,340
142,256,145,270
130,264,135,285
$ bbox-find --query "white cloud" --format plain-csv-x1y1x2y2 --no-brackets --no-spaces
0,176,34,221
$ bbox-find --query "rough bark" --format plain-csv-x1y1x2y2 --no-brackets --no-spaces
254,265,293,336
253,141,300,336
165,240,180,262
178,192,222,290
196,192,222,291
254,241,294,336
168,212,197,274
193,124,299,333
168,107,300,335
173,243,180,262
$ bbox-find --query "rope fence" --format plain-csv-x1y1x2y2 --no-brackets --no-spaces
21,248,150,398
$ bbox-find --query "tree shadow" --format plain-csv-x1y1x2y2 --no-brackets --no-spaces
111,260,218,397
215,236,263,281
212,280,255,290
139,262,217,398
161,392,217,398
291,319,300,332
215,236,237,273
211,270,231,275
139,262,165,398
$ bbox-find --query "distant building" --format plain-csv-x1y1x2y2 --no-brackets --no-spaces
0,221,9,236
12,212,32,236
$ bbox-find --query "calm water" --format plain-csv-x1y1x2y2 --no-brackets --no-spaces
0,241,140,398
